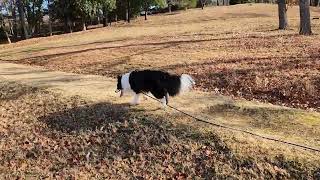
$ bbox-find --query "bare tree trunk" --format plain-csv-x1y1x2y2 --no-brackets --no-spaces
109,12,112,26
64,16,68,33
299,0,312,35
5,31,11,44
278,0,288,29
102,6,108,27
82,18,86,31
16,0,28,39
144,3,148,20
47,0,52,36
126,0,130,23
12,0,18,39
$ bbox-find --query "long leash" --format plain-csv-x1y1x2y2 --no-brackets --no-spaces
142,92,320,153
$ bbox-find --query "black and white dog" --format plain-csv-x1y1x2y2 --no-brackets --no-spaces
116,70,195,107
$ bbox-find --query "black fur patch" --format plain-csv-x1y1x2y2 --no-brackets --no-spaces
129,70,181,99
117,75,122,90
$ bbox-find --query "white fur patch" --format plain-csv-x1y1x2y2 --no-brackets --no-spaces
131,93,140,105
121,72,134,95
160,97,167,108
179,74,195,93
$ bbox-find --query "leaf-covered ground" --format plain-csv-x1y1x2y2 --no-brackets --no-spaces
1,4,319,111
1,80,320,179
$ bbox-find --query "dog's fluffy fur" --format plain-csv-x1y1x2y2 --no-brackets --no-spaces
116,70,195,106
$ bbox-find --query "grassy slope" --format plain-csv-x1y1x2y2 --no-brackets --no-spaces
0,80,320,179
0,4,319,110
0,4,320,178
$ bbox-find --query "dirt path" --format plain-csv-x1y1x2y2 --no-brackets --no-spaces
1,62,320,149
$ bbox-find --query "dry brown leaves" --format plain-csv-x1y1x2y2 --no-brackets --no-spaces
0,81,320,178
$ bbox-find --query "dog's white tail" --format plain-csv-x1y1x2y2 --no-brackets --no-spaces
179,74,196,93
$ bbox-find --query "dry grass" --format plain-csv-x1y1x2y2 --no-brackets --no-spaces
1,4,320,178
0,4,320,109
1,4,320,110
0,80,320,179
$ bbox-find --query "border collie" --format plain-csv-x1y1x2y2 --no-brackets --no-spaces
116,70,195,107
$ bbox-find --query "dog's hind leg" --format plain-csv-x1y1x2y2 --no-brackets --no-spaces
161,93,169,108
165,93,169,105
160,97,167,108
130,93,141,105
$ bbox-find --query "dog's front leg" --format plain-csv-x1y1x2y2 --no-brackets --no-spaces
160,96,168,108
130,93,140,105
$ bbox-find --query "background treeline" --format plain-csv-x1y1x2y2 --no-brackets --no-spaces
0,0,318,43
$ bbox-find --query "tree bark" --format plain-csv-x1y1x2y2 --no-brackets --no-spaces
278,0,288,29
5,31,11,44
299,0,312,35
126,0,130,23
102,6,108,27
16,0,28,39
11,0,18,39
47,0,52,36
144,3,148,20
82,18,86,31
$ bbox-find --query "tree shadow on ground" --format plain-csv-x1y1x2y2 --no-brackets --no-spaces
4,33,296,64
38,101,319,178
0,38,131,57
0,81,40,101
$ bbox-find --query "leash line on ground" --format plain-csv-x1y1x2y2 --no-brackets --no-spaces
142,93,320,153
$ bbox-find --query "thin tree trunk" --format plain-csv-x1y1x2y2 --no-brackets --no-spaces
5,31,11,44
144,3,148,20
299,0,312,35
9,21,14,35
16,0,28,39
278,0,288,29
31,0,36,35
82,18,86,31
12,0,18,39
109,12,112,26
47,0,52,36
126,0,130,23
102,6,108,27
63,0,69,33
36,3,41,36
63,0,72,33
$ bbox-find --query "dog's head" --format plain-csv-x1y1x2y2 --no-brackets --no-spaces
116,75,124,97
